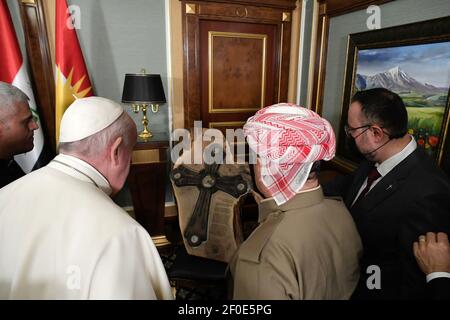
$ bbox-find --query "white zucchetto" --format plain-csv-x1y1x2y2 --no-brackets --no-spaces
59,96,124,143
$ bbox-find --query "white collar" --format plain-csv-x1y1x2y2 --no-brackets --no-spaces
48,154,112,196
376,135,417,177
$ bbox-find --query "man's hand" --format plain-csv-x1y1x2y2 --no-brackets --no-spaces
413,232,450,275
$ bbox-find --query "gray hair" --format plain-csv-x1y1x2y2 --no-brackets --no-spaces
59,112,137,158
0,82,30,120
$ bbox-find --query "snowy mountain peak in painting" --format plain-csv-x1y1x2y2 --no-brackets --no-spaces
356,66,446,94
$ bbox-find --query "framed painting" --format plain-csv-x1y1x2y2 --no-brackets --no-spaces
335,16,450,175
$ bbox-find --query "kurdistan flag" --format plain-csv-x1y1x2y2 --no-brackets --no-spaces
0,0,48,172
55,0,93,144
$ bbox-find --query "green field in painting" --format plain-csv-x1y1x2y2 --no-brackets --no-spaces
406,107,445,136
402,93,447,108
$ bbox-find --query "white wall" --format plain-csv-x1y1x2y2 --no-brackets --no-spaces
68,0,169,135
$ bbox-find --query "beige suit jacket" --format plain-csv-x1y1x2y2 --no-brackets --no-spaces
231,186,362,299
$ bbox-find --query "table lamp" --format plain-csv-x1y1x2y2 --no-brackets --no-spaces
122,69,166,140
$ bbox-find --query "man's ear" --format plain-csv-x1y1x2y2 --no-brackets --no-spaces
110,136,123,166
372,125,385,141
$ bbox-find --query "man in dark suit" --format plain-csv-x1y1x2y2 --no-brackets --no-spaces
413,232,450,300
0,82,39,188
323,88,450,299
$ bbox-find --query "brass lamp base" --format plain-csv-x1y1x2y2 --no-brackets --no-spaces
133,103,154,141
139,128,153,140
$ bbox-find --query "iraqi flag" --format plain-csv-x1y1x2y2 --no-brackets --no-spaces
55,0,93,144
0,0,48,172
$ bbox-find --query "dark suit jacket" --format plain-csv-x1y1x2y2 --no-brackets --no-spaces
323,148,450,299
428,277,450,300
0,159,25,189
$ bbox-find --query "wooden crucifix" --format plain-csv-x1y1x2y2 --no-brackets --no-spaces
171,164,249,248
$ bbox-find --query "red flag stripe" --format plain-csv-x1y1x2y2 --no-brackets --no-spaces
0,0,23,83
55,0,91,94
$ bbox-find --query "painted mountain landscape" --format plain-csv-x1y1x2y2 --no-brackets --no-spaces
355,42,450,158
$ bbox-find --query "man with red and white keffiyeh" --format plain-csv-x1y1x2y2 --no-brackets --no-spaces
230,103,363,299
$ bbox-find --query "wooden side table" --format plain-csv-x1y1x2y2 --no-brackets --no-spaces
127,134,171,248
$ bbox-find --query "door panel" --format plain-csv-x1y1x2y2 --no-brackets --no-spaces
200,20,278,129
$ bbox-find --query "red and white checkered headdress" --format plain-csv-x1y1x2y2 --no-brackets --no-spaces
244,103,336,205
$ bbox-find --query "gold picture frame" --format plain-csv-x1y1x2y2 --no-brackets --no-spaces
335,16,450,175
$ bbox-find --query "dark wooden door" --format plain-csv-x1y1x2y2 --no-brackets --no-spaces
182,0,296,131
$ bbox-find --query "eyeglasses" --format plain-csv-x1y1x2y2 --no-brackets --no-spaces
344,124,372,139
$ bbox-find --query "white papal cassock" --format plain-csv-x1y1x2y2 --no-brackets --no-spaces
0,154,173,300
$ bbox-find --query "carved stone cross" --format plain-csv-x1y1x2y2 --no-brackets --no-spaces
171,164,249,247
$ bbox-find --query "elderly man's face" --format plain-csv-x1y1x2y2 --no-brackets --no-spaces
0,101,39,158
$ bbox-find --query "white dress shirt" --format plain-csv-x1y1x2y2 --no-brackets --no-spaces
427,272,450,283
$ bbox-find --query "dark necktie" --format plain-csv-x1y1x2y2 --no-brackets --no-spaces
353,167,381,205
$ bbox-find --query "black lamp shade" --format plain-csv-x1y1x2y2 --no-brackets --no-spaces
122,74,166,104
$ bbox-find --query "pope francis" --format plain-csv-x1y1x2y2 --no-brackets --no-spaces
0,97,173,300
